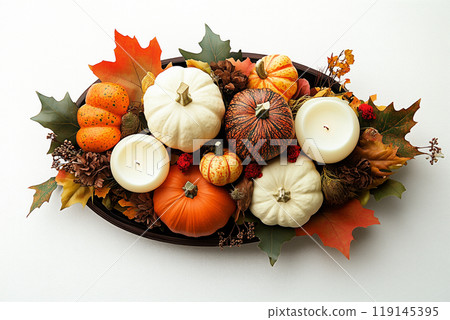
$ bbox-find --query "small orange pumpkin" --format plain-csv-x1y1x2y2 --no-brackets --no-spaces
199,141,243,186
153,165,236,237
76,82,129,152
248,54,298,101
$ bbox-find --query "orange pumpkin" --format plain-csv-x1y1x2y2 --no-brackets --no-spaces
76,82,129,152
153,165,236,237
199,141,243,186
248,54,298,101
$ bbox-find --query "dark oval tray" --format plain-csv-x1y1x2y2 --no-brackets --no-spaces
78,53,340,246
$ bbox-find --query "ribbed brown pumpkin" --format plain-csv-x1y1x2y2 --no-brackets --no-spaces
225,88,295,162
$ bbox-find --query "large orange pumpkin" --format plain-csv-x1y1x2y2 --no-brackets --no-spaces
76,82,129,152
153,165,236,237
225,88,295,162
248,54,298,101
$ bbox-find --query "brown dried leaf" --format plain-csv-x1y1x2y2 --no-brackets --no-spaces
230,178,254,222
353,128,410,187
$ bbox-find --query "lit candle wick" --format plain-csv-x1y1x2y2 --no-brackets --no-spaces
324,125,330,131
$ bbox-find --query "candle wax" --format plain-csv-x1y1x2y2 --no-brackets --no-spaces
295,97,360,164
111,134,170,193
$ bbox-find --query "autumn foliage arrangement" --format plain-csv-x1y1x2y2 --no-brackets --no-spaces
29,24,443,266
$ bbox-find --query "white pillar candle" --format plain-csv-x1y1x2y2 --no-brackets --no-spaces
110,134,170,193
295,97,360,164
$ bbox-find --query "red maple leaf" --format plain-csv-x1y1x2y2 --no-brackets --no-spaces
296,200,380,259
227,57,255,76
89,30,164,105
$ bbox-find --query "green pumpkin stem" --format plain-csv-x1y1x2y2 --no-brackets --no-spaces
255,101,271,119
255,59,268,79
274,187,291,203
214,141,224,156
176,82,192,106
183,181,198,199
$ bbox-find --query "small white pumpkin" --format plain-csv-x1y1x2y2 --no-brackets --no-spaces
250,156,323,227
143,66,225,153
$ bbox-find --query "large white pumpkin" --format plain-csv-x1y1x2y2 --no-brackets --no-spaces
250,156,323,227
143,66,225,153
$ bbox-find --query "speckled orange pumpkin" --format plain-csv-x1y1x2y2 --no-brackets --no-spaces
76,82,129,152
248,54,298,101
199,141,242,186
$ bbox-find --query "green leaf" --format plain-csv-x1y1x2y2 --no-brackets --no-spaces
28,177,57,216
358,190,370,206
370,179,406,201
31,92,79,153
360,99,423,159
102,195,113,210
229,50,243,61
255,222,296,266
179,24,241,63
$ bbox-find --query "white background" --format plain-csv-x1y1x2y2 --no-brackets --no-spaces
1,0,449,302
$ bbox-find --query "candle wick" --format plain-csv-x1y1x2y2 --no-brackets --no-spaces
324,125,330,131
135,160,141,166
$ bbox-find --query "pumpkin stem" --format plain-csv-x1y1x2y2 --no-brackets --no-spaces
255,59,268,79
255,101,271,119
214,141,224,156
176,82,193,106
183,181,198,199
274,187,291,203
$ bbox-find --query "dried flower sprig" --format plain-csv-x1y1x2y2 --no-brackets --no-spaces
218,222,256,248
50,138,80,173
419,138,444,165
320,49,355,89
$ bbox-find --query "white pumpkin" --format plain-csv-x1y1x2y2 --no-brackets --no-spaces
250,156,323,227
143,66,225,153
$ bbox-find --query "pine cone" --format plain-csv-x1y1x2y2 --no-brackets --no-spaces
321,167,356,206
73,151,112,188
338,159,373,190
321,160,373,206
129,193,160,228
210,60,248,97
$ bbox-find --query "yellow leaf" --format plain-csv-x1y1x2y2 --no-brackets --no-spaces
344,49,355,65
164,62,173,70
141,71,155,96
55,171,93,210
186,59,211,74
313,88,332,97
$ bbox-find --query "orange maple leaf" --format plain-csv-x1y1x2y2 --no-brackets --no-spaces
227,57,255,76
118,199,138,219
94,186,111,198
296,200,380,259
89,30,164,105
